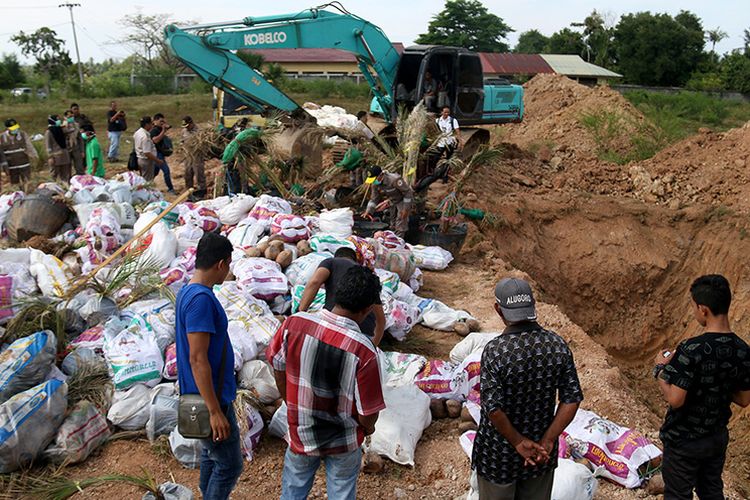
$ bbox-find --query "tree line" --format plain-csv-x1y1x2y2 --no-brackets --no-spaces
416,0,750,92
1,1,748,95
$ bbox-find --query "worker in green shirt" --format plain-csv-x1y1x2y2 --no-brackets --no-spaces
81,123,105,178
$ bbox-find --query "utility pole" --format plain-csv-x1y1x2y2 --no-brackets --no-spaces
59,3,84,86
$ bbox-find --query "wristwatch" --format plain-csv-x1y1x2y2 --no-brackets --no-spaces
653,363,666,379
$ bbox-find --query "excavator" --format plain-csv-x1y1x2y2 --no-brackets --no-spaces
164,3,524,166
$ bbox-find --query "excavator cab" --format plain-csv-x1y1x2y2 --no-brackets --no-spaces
390,46,485,124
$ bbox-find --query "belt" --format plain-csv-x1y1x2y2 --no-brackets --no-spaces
4,148,24,154
8,163,30,169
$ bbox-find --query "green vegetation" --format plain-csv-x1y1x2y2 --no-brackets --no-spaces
579,110,665,165
624,91,750,141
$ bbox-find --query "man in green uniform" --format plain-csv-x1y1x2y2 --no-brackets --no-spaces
81,124,105,178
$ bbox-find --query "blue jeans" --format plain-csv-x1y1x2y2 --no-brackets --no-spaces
280,447,361,500
199,405,244,500
107,130,122,160
155,151,174,191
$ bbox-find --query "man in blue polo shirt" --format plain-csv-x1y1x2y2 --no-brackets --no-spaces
175,232,242,500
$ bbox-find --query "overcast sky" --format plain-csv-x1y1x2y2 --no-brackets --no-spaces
0,0,746,64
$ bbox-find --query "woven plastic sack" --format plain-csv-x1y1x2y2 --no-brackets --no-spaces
178,205,221,232
103,319,164,390
228,320,259,372
291,284,326,314
318,208,353,238
214,281,274,322
122,298,176,354
346,235,376,268
271,214,310,243
309,234,356,254
227,218,266,248
284,252,331,288
561,409,662,488
421,299,475,332
43,400,110,464
414,359,468,400
107,383,151,430
169,427,204,469
217,194,257,225
552,458,598,500
408,244,454,271
238,403,265,461
0,330,57,403
238,360,281,403
0,191,23,237
449,333,500,364
378,350,427,387
375,268,401,296
146,383,178,441
84,206,122,254
374,230,406,250
362,383,431,466
0,379,68,473
70,174,107,193
142,201,181,227
142,483,194,500
29,249,71,298
173,224,203,255
232,257,289,301
162,343,177,380
382,296,420,341
246,194,291,225
370,239,416,282
133,214,177,269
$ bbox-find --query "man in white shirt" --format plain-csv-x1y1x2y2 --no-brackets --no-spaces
436,106,461,158
133,116,163,182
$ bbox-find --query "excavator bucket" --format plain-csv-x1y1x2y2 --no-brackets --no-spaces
266,124,324,178
458,128,490,159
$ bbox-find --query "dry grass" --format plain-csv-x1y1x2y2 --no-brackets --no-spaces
66,361,114,415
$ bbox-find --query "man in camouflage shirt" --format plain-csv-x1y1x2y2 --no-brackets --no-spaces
655,274,750,500
472,278,583,500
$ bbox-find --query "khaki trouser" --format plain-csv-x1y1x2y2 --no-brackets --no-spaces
389,201,411,238
51,162,72,183
184,161,206,191
71,148,85,175
477,470,555,500
7,166,31,185
138,158,155,181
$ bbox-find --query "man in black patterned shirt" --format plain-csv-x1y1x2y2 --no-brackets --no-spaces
471,278,583,500
655,274,750,500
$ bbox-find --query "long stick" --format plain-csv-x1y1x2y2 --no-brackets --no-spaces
67,189,194,295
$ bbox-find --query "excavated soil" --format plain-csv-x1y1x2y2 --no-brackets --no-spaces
498,74,648,162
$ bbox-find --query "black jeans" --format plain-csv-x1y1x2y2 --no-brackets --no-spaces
662,429,728,500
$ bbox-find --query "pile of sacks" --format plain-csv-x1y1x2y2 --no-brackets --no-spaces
0,184,478,472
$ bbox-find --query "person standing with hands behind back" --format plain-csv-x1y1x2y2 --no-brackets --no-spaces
175,232,243,500
472,278,583,500
655,274,750,500
106,100,127,162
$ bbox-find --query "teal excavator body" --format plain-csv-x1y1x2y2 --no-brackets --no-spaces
164,5,523,130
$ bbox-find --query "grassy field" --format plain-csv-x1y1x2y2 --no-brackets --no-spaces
1,92,372,138
623,90,750,142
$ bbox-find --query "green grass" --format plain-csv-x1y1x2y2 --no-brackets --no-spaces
2,90,371,138
624,90,750,143
3,93,214,138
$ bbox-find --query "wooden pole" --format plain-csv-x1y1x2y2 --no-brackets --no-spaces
67,189,194,296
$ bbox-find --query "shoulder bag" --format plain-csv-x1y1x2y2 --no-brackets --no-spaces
177,337,229,439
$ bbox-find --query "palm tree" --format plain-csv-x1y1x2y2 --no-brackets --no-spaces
706,28,728,53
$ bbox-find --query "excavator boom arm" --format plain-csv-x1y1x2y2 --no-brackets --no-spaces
164,8,400,120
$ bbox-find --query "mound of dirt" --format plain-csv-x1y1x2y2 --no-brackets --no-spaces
628,122,750,211
499,74,647,162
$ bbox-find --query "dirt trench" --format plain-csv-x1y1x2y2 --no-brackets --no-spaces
461,189,750,488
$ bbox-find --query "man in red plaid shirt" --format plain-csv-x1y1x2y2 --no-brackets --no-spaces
267,265,385,500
